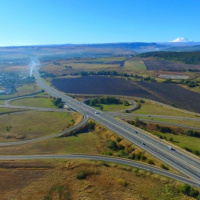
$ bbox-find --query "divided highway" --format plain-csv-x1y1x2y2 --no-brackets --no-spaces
33,68,200,184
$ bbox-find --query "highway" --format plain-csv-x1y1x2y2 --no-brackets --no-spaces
0,154,199,188
34,68,200,184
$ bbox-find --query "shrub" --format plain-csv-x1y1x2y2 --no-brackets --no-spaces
160,164,169,170
116,178,128,187
108,140,118,150
76,168,100,180
147,159,155,165
116,137,122,143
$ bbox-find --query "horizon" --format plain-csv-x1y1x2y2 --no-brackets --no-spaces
0,39,200,48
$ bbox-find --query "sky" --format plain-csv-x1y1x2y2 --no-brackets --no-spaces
0,0,199,46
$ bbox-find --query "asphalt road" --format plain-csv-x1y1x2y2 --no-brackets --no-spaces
33,68,200,184
0,154,199,188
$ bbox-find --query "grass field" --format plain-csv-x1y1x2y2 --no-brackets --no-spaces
0,160,194,200
93,103,131,111
10,97,56,108
16,83,41,95
0,121,173,172
143,117,200,129
0,100,5,105
153,131,200,152
0,83,42,100
93,56,126,62
0,111,81,142
0,107,25,114
132,101,197,118
68,63,119,70
124,60,146,71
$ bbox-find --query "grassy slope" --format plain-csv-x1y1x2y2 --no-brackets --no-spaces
10,97,56,108
0,111,81,142
0,160,194,200
132,101,197,118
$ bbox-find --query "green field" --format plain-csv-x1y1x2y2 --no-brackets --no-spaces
153,131,200,152
93,103,131,111
93,56,125,62
142,117,200,129
16,83,41,95
68,63,119,70
132,101,197,118
0,111,80,142
0,100,5,105
0,121,170,170
10,97,56,108
124,60,146,71
0,107,25,114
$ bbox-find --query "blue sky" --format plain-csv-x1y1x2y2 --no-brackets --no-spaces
0,0,199,46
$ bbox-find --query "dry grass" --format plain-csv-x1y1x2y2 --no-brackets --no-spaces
0,160,195,200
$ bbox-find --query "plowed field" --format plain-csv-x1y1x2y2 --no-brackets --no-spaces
52,76,200,113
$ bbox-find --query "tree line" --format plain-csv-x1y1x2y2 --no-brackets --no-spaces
138,51,200,65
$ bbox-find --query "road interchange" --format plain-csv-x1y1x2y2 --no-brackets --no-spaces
33,68,200,185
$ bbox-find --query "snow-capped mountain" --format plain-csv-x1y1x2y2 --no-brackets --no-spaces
171,37,193,43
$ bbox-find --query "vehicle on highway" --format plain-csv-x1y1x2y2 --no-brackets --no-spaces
168,146,174,150
142,142,145,145
94,111,99,114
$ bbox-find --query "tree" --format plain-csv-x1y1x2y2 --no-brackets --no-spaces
123,100,129,106
89,99,97,106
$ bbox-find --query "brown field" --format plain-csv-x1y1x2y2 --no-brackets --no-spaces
143,59,200,71
52,76,200,113
0,160,194,200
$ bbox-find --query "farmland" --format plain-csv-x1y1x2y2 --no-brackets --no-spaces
124,59,146,71
143,59,200,71
52,76,200,113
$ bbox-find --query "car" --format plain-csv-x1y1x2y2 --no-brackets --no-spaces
168,146,174,150
142,142,145,145
94,111,99,114
135,131,138,134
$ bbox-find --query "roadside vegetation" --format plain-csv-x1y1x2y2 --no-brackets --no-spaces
127,118,200,157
